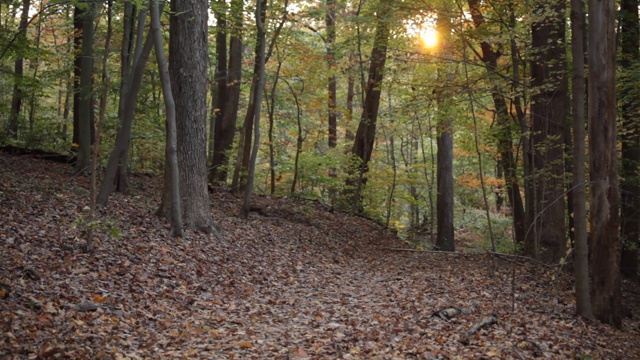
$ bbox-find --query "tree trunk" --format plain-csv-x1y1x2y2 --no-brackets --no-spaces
164,0,215,233
526,0,568,261
619,0,640,280
97,13,155,206
87,0,114,254
570,0,592,318
74,1,96,175
241,0,267,217
435,83,454,252
7,0,30,139
151,0,182,237
348,0,392,211
326,0,337,149
467,0,525,244
434,9,454,252
267,54,284,195
210,0,243,183
283,79,303,194
209,0,229,182
588,0,621,327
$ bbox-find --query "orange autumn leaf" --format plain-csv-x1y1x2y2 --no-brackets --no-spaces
93,294,108,303
291,348,309,357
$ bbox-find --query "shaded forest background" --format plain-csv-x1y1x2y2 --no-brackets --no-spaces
0,0,637,329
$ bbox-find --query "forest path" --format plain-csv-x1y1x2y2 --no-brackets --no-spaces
1,152,639,359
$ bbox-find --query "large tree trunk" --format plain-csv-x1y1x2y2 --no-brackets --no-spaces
6,0,30,139
588,0,621,327
619,0,640,279
210,0,243,183
570,0,592,319
349,0,392,211
525,0,568,261
164,0,214,233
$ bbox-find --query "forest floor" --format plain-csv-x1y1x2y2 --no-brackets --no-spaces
1,151,639,359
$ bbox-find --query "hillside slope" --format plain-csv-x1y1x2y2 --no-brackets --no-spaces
1,152,639,359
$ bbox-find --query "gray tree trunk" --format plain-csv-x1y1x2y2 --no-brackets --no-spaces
241,0,267,217
97,13,155,206
151,0,182,237
588,0,621,327
164,0,215,233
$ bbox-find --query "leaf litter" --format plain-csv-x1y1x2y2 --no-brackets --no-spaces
1,152,639,359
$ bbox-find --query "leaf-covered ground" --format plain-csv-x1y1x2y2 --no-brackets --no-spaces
1,152,639,359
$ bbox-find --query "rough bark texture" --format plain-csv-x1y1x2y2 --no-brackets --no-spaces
168,0,214,233
211,0,243,183
619,0,640,279
526,0,567,261
588,0,621,327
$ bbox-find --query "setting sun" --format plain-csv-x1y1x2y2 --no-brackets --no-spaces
419,26,438,48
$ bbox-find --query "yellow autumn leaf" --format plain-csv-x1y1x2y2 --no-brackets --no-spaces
486,348,501,357
238,341,253,349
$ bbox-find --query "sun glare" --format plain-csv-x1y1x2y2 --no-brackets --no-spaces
419,26,438,48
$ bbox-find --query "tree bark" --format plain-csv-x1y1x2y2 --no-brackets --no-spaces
349,0,392,211
434,9,454,252
210,0,243,183
151,0,182,237
209,0,229,182
241,0,267,217
588,0,621,327
619,0,640,279
267,52,284,195
326,0,337,149
570,0,592,318
74,1,96,175
164,0,215,233
526,0,568,261
97,13,155,206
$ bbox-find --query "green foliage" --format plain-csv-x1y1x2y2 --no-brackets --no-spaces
72,213,123,240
